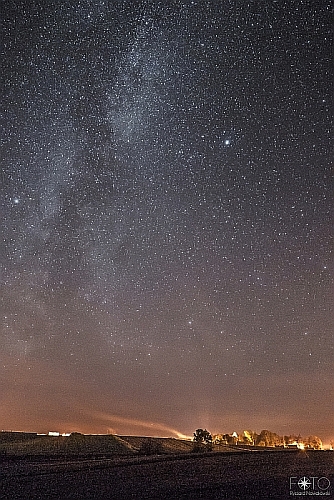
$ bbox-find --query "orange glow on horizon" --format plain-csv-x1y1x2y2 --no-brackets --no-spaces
91,411,192,439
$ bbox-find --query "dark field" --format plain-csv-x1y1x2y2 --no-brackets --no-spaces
1,450,333,499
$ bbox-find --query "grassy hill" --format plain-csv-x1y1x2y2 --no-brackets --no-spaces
119,436,194,454
0,431,251,458
0,432,134,457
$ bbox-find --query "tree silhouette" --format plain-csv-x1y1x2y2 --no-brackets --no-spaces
193,428,212,444
306,435,322,450
193,429,213,451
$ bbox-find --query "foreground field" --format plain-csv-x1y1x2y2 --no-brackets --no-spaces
1,450,333,499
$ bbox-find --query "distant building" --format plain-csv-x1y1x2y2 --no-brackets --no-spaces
286,443,298,449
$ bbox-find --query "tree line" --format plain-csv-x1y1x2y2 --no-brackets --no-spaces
193,428,323,450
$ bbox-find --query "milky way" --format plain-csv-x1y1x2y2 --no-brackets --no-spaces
1,0,333,442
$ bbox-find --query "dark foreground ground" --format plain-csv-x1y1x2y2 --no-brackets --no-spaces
1,450,333,499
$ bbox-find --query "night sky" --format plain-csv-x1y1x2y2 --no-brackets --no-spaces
1,0,333,444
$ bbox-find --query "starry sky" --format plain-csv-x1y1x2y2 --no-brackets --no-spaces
1,0,333,444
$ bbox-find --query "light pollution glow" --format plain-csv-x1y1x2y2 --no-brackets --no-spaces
92,411,192,439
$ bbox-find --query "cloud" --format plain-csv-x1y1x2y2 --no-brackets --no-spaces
92,411,191,439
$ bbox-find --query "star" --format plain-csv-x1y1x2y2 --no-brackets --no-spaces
1,0,331,444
